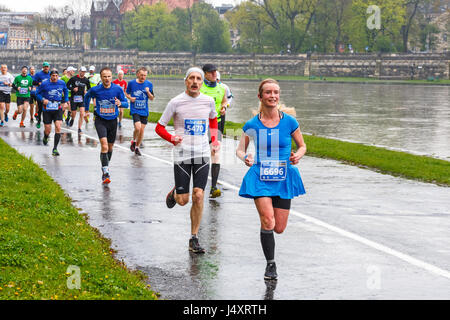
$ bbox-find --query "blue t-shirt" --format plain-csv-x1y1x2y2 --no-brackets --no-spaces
126,79,153,116
243,112,299,165
36,80,69,111
84,83,128,120
33,70,50,87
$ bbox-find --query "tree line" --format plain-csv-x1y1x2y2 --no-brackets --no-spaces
15,0,449,53
227,0,448,54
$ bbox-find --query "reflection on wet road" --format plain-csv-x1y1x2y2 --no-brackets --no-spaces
1,118,449,299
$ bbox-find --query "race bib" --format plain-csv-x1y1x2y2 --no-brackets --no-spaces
134,99,146,109
46,101,59,111
99,100,115,116
260,160,287,181
73,95,83,103
184,119,206,136
19,87,28,94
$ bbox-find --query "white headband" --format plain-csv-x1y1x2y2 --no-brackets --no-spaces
184,67,204,81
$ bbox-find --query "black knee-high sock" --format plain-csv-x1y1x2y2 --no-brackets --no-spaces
100,152,109,168
107,151,113,161
260,229,275,263
211,163,220,188
53,133,61,149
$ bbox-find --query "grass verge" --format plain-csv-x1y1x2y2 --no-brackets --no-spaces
130,111,449,186
0,138,158,300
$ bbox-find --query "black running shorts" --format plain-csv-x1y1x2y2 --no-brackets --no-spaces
174,157,210,194
94,114,118,144
43,109,63,124
132,113,148,125
254,196,291,210
0,92,11,103
17,97,30,106
70,96,85,111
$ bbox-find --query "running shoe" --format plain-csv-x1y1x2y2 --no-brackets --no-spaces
102,172,111,184
43,136,49,145
36,122,41,129
165,186,176,208
78,128,82,134
130,140,136,152
264,262,278,280
135,147,142,156
20,122,25,128
12,111,18,120
118,122,122,129
4,113,8,122
52,148,60,156
189,237,206,254
0,121,3,127
69,119,74,127
34,113,38,121
209,187,221,198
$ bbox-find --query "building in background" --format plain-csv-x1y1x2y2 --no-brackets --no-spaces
0,12,38,49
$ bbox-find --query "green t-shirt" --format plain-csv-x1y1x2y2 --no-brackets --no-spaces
13,74,33,98
60,75,71,97
199,82,226,122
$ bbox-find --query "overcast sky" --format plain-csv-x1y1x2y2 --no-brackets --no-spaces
0,0,239,13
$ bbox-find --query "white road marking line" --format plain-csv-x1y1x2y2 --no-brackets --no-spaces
61,127,450,280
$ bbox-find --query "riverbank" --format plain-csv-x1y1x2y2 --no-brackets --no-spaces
123,110,449,186
0,138,158,300
144,74,450,86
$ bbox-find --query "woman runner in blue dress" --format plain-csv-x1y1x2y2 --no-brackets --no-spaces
236,78,307,280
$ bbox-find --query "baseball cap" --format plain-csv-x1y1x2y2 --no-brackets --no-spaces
79,66,87,72
89,66,95,71
43,62,50,67
202,64,217,73
67,66,75,72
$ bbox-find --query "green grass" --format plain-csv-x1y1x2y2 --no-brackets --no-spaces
133,112,449,186
0,139,158,300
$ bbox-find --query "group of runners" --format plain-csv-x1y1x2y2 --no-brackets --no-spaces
1,61,307,281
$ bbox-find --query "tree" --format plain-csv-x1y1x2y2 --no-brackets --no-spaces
118,3,191,51
190,2,231,53
226,2,267,53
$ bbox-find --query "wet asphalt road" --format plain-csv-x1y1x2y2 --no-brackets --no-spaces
1,113,449,300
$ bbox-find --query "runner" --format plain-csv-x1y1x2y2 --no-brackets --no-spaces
217,71,233,110
67,66,91,133
33,62,51,129
155,67,219,254
61,66,75,126
35,70,69,156
199,64,228,198
235,78,306,280
29,66,37,124
0,64,14,127
12,66,33,128
112,70,127,129
125,67,154,156
84,67,128,184
86,66,101,124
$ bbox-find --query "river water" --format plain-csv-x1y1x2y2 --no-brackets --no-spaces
149,79,450,160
